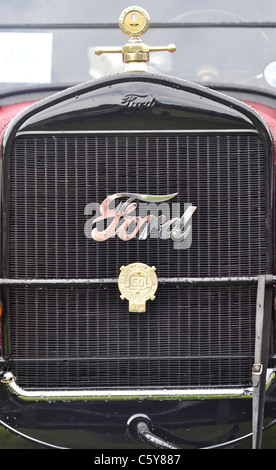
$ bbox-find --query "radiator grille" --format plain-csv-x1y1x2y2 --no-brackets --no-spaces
8,132,266,389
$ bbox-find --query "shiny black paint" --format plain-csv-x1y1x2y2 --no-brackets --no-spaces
16,75,255,133
1,378,247,446
1,382,276,449
0,72,275,448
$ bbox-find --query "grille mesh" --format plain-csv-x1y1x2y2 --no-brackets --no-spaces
10,284,256,389
9,133,266,278
8,133,266,389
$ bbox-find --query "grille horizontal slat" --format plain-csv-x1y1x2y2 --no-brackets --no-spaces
8,132,266,390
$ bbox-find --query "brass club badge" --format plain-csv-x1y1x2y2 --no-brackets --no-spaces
118,262,158,312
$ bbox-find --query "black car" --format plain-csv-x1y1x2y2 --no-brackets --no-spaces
0,0,276,450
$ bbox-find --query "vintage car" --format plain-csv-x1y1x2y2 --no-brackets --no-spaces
0,0,276,450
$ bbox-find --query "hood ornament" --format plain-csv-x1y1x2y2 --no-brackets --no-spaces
94,6,176,72
118,262,158,312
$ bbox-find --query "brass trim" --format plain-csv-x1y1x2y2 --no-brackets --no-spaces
119,6,150,37
118,263,158,312
94,6,176,72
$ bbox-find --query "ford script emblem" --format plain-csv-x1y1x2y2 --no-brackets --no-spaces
90,192,197,244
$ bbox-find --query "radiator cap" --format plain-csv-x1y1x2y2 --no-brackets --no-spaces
94,6,176,72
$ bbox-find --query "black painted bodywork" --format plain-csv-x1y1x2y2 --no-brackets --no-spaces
0,73,276,449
